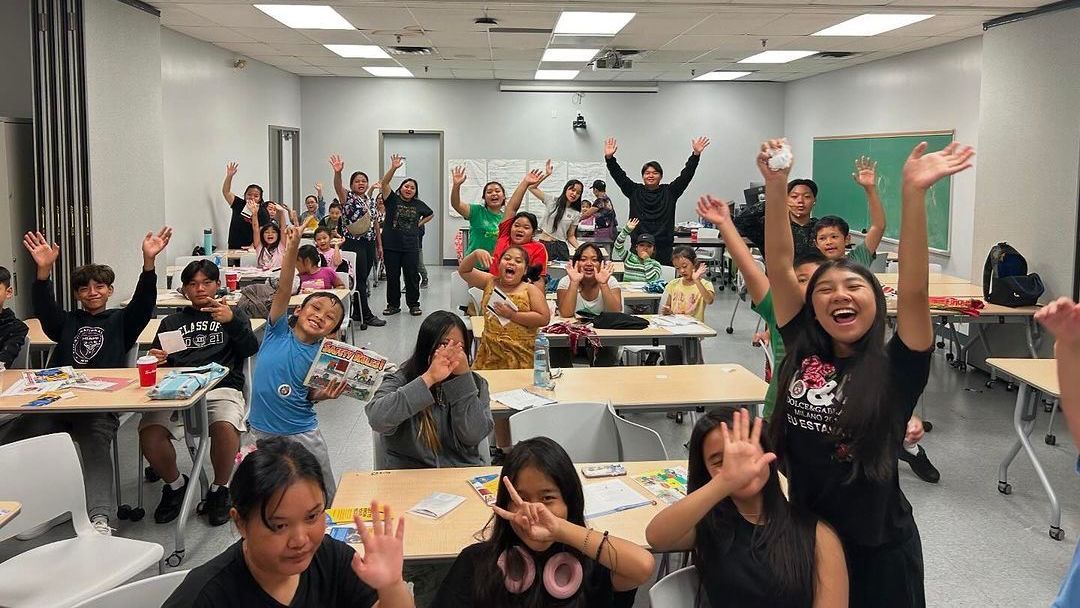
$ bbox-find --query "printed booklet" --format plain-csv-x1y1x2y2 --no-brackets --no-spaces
303,339,389,403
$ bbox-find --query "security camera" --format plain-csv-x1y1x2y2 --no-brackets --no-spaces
233,58,247,69
572,113,587,130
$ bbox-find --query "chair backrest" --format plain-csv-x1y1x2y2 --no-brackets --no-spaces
509,402,620,462
659,265,676,282
238,253,259,267
299,238,315,249
70,570,190,608
172,256,211,290
450,272,472,314
0,433,92,541
649,566,709,608
609,404,668,460
468,287,485,316
335,272,351,291
339,249,357,271
697,228,719,239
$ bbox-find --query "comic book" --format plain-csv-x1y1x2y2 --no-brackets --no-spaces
633,467,688,505
468,473,500,506
303,339,388,403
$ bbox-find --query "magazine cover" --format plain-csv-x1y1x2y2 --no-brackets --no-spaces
468,473,500,506
633,467,688,505
303,339,389,403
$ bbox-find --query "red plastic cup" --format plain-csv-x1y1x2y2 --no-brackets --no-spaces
691,228,699,243
137,355,158,388
225,272,239,292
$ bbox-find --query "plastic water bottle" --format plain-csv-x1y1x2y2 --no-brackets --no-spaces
202,228,213,255
533,332,551,389
213,252,223,268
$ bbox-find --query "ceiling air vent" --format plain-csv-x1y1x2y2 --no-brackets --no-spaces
489,27,553,34
816,51,857,59
389,46,433,55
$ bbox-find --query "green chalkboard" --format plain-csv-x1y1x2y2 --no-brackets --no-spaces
811,131,954,253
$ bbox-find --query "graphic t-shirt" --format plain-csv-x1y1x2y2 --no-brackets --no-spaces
299,267,340,291
540,192,582,242
663,278,715,321
381,191,433,252
777,312,932,549
467,204,502,256
152,307,259,393
248,314,321,435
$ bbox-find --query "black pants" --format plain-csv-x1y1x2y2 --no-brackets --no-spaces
654,240,674,266
384,249,420,309
543,240,571,262
847,530,925,608
342,237,374,319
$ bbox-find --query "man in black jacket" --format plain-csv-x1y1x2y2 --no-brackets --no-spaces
0,266,28,368
139,260,260,526
604,135,710,265
7,228,171,536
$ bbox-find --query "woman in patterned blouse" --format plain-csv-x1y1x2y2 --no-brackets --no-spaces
330,154,386,330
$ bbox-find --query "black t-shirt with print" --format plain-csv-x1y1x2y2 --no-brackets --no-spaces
776,312,931,549
162,537,377,608
380,191,433,252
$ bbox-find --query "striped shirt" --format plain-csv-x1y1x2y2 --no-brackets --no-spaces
612,226,662,282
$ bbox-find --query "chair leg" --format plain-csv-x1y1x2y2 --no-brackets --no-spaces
726,297,741,333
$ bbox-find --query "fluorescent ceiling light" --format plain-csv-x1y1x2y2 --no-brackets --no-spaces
542,48,600,62
738,50,817,64
813,13,934,36
693,71,752,81
535,69,579,80
325,44,390,59
363,66,413,78
554,12,635,36
254,5,354,30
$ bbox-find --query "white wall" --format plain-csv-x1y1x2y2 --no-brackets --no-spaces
784,37,983,279
972,7,1080,299
84,0,164,297
160,28,301,256
299,78,786,261
0,0,32,119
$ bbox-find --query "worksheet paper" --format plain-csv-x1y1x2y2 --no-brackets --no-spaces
491,388,557,411
486,286,519,326
158,330,188,354
583,479,653,519
408,492,466,519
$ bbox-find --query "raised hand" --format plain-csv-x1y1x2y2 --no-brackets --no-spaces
225,162,238,177
201,297,235,324
492,476,563,543
692,263,708,282
451,165,467,186
626,217,640,232
695,195,732,226
473,249,494,270
142,226,173,260
595,261,613,284
390,154,404,170
711,408,776,492
544,159,553,177
267,201,281,217
1036,297,1080,348
148,348,168,365
284,225,302,252
852,156,878,189
565,262,584,283
603,137,618,158
350,501,406,592
901,141,975,191
691,136,711,155
309,378,347,402
23,232,60,270
756,138,791,181
523,169,545,187
315,182,323,195
329,154,345,173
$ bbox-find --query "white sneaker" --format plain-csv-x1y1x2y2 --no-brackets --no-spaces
90,516,114,536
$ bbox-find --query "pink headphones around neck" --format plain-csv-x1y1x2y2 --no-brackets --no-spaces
497,546,583,600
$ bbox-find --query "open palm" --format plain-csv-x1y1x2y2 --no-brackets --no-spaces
853,156,877,188
604,138,618,158
713,409,776,492
142,227,173,259
350,502,405,592
329,154,344,173
23,232,60,269
902,142,974,191
696,195,731,226
452,166,467,186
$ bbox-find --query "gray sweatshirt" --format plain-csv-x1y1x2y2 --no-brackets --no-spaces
366,369,494,469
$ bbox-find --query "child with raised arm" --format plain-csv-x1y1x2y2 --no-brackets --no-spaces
251,203,286,270
7,227,171,535
762,137,973,607
659,245,715,364
611,217,662,283
246,225,348,501
813,156,886,266
451,166,507,259
221,162,270,249
647,408,847,607
494,169,549,282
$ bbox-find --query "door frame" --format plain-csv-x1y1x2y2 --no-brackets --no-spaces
378,130,445,265
268,125,301,208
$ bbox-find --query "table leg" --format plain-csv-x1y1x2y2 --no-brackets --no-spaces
1024,318,1039,359
996,383,1063,540
167,396,210,566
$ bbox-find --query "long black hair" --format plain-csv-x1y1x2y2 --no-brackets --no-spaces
688,410,818,605
399,312,473,451
471,437,596,608
231,437,327,531
549,180,584,234
768,257,894,482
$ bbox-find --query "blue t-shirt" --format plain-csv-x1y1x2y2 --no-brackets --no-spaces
248,314,321,435
1052,456,1080,607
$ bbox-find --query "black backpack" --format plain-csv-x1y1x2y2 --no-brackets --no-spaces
982,242,1044,307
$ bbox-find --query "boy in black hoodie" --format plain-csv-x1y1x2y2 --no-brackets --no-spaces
5,228,171,536
0,266,29,368
139,260,259,526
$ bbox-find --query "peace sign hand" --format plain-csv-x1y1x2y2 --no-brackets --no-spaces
201,297,235,324
350,501,406,592
492,476,564,544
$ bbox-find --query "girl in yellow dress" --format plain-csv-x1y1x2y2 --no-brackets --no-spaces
458,247,551,370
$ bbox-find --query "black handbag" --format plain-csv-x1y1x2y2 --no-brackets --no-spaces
988,274,1044,308
578,311,649,330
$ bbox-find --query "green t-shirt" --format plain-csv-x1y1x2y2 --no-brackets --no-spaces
751,290,785,418
467,204,502,256
846,242,876,268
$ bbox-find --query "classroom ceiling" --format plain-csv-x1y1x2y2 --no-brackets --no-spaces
145,0,1058,82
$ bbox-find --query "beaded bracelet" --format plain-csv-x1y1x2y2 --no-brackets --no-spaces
595,530,610,561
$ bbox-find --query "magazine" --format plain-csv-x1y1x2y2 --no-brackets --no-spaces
633,467,688,505
468,473,500,506
303,339,389,403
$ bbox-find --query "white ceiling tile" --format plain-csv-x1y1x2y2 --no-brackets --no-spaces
212,41,281,56
492,70,536,80
305,56,400,68
576,70,620,81
683,12,789,35
437,59,496,69
364,32,432,46
424,31,489,48
491,48,544,60
168,25,253,43
618,14,708,37
489,33,551,49
790,34,928,52
877,15,989,36
634,50,706,63
414,67,455,78
334,7,419,31
267,43,337,58
410,9,490,32
494,60,541,70
290,67,332,76
176,4,282,28
752,13,859,36
231,26,315,44
157,5,216,27
249,55,312,67
483,10,559,29
614,70,662,80
392,54,444,65
432,47,491,60
294,29,377,45
609,31,683,50
451,69,496,79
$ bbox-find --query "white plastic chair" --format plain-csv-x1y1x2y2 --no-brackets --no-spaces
71,570,189,608
468,287,485,317
509,402,621,461
0,434,165,607
171,256,210,290
659,265,676,282
608,404,668,460
237,252,258,267
649,566,709,607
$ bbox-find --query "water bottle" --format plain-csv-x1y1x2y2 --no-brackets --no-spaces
533,332,551,388
202,228,213,256
214,252,223,268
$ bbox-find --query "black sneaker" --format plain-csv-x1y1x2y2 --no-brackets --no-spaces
899,445,941,483
384,306,401,316
204,486,232,527
420,278,429,288
409,307,423,316
364,315,386,327
154,475,188,524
